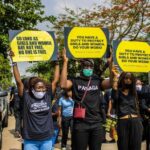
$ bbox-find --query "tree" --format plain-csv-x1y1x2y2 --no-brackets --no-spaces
0,0,55,87
29,0,150,79
52,0,149,76
52,0,149,43
0,54,12,89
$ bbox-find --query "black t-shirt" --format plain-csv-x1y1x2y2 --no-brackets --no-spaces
71,75,103,123
21,90,54,140
111,89,138,118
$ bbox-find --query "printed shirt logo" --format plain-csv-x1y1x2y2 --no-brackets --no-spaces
30,100,50,113
78,85,98,91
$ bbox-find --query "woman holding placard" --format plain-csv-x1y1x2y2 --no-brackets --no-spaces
111,67,143,150
60,49,112,150
10,51,59,150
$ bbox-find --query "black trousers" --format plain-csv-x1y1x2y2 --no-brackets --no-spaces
117,118,143,150
61,116,73,148
72,122,103,150
146,119,150,150
14,111,21,133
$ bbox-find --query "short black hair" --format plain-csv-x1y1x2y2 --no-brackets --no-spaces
80,59,94,66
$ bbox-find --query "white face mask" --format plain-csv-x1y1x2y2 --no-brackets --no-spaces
136,85,142,91
32,89,46,99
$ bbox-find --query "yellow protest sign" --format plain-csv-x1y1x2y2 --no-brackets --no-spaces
116,41,150,72
10,30,56,62
65,27,108,58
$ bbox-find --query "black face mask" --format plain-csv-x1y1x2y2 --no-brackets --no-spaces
124,84,132,89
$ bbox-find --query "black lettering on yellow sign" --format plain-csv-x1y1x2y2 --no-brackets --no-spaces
119,49,150,64
70,35,105,50
15,36,52,55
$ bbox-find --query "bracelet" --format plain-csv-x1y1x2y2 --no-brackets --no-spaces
12,62,17,67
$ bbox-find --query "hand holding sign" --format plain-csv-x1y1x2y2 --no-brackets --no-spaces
62,48,68,63
112,65,120,78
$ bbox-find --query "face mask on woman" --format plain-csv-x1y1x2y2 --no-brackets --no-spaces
82,69,93,77
136,85,142,91
32,89,46,99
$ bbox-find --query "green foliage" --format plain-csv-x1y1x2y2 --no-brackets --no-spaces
27,61,55,82
0,54,12,89
50,0,149,78
29,0,150,80
52,0,150,43
0,0,55,54
0,0,55,88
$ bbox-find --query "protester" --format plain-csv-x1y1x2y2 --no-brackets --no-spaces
140,84,150,150
58,89,74,150
51,94,60,150
104,88,116,143
10,51,59,150
9,86,15,116
111,68,143,150
13,87,22,138
60,49,112,150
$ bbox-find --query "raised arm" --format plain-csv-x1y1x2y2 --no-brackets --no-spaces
111,65,119,90
52,61,60,94
60,49,72,90
101,48,113,90
111,65,120,105
10,51,24,97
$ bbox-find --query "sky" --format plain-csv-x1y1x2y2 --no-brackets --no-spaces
37,0,103,30
18,0,104,77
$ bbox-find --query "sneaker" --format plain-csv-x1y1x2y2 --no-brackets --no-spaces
61,147,66,150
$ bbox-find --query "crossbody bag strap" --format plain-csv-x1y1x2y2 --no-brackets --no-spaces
80,77,92,103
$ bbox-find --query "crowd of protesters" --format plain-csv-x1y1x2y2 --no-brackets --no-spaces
8,49,150,150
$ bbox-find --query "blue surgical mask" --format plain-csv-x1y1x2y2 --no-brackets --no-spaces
83,69,93,77
32,89,46,99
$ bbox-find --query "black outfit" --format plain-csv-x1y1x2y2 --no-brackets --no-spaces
9,90,15,115
21,90,54,140
12,89,22,134
61,116,73,148
71,75,103,150
140,85,150,150
111,89,143,150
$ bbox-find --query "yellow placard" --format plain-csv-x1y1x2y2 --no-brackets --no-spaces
116,41,150,72
10,30,55,62
67,27,107,58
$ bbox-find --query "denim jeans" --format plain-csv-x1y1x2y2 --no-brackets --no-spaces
24,138,52,150
51,122,59,150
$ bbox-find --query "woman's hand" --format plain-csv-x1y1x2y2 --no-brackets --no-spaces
62,48,68,62
112,65,120,77
8,50,15,62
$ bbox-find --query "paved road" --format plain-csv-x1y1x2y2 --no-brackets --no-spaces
2,116,146,150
